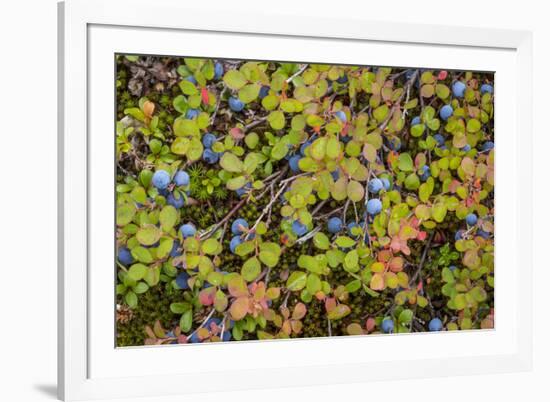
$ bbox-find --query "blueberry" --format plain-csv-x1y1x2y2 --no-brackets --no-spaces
202,149,220,164
202,133,217,148
175,271,190,289
189,332,201,343
481,141,494,151
381,178,391,191
411,116,421,126
231,218,249,235
476,229,490,239
448,265,457,272
118,246,133,266
214,62,224,80
180,223,197,238
381,318,394,333
300,136,316,156
228,97,245,112
327,217,343,233
292,220,308,236
289,155,301,173
170,242,182,257
259,86,270,99
480,84,493,95
433,134,445,146
439,104,453,121
222,331,232,341
366,199,382,215
428,318,443,331
236,182,251,197
420,165,431,182
455,230,465,241
173,170,190,187
185,75,197,85
462,144,471,152
167,191,185,209
336,74,348,84
368,178,383,194
205,317,221,328
152,170,171,190
452,80,466,98
466,213,478,226
229,236,243,253
185,108,200,119
388,136,401,151
334,110,347,122
331,170,340,181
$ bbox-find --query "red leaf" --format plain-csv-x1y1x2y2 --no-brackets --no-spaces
199,287,216,306
365,317,376,332
229,127,245,140
201,87,209,104
438,70,448,80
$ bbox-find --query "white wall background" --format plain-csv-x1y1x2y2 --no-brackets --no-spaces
0,0,546,400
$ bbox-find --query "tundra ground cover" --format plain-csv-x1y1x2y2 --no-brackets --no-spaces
115,55,494,346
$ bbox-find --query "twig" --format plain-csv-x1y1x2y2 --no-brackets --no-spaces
296,225,322,244
409,231,435,285
378,69,419,132
188,308,216,338
210,85,226,125
246,181,289,239
327,317,332,337
244,115,269,132
314,206,344,221
286,64,308,84
200,196,249,240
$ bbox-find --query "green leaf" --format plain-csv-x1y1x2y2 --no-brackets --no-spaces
170,302,190,314
241,257,261,281
343,250,359,273
327,304,351,320
267,111,285,130
286,271,307,291
306,274,322,294
173,118,200,137
180,310,193,332
335,236,356,248
297,255,322,274
179,80,198,96
271,141,289,160
347,180,365,202
220,153,244,173
313,232,330,250
431,203,448,223
398,309,413,324
373,104,389,122
223,70,247,90
398,153,414,171
227,175,247,190
117,203,136,226
159,205,178,231
326,135,341,159
201,238,220,255
238,83,261,103
131,246,153,263
259,250,279,268
467,118,481,133
125,291,138,308
128,263,148,281
136,225,162,246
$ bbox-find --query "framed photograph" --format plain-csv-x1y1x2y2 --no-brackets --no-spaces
58,0,533,400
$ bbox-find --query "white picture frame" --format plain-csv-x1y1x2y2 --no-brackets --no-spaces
58,0,533,400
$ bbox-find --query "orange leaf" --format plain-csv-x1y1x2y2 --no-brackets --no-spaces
370,273,385,290
229,297,250,320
